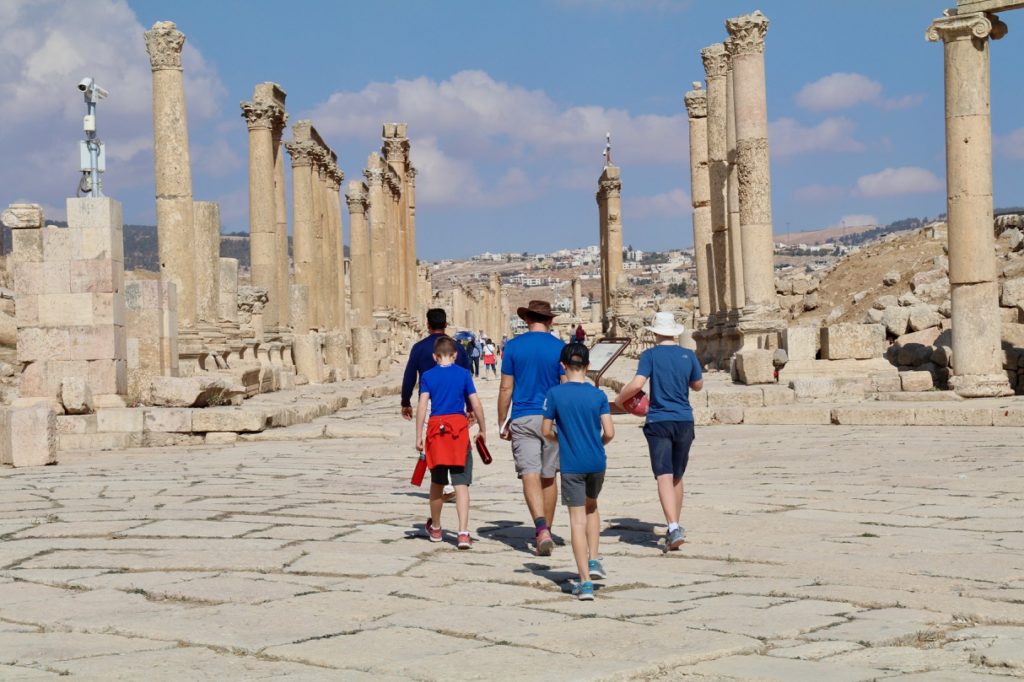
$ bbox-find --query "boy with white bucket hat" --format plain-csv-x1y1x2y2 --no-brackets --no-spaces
615,312,703,551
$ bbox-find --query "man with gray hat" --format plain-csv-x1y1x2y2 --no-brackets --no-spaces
497,300,565,555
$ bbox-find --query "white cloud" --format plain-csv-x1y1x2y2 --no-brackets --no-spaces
796,72,922,112
769,117,865,157
307,70,687,207
794,184,846,202
629,188,691,218
0,0,226,218
997,128,1024,159
829,214,878,229
853,166,943,198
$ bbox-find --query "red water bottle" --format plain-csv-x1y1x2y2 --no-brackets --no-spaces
411,451,427,487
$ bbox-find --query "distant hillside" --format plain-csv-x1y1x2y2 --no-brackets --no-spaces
2,223,349,273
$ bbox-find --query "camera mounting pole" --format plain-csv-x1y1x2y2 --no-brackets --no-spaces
77,77,108,197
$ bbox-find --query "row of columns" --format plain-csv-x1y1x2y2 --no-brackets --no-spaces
443,280,508,341
685,10,782,362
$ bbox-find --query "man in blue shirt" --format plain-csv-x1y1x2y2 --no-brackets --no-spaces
542,343,614,601
401,308,471,420
497,300,565,555
616,312,703,552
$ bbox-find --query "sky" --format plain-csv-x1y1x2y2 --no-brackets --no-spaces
2,0,1023,260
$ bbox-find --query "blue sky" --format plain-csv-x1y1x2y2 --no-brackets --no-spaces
3,0,1023,260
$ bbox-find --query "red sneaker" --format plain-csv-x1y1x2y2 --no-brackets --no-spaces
425,518,442,542
535,528,554,556
457,532,472,550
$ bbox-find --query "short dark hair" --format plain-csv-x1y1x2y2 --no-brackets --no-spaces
426,308,447,331
433,335,457,356
524,311,552,325
560,342,589,369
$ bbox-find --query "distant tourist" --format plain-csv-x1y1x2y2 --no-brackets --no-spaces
401,308,471,500
482,338,498,380
468,334,482,377
614,312,702,552
497,300,565,555
574,324,586,343
415,335,486,550
541,343,614,600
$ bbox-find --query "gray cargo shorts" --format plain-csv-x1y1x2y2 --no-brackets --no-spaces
510,415,559,479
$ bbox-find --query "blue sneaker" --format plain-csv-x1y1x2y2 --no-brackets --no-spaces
665,526,686,551
588,559,607,580
572,581,594,601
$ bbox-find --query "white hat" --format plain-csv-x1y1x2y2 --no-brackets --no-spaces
645,311,686,337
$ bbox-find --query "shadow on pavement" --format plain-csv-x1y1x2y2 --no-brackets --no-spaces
476,520,535,553
604,517,662,549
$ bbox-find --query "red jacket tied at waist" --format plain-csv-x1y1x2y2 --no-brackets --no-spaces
425,414,469,469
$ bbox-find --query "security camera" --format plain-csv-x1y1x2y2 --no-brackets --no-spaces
77,77,93,92
77,77,108,101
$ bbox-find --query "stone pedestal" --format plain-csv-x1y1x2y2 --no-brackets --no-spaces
0,404,57,467
927,12,1012,398
351,326,378,378
144,21,196,328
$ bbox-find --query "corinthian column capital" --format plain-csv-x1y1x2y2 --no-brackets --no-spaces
346,182,369,211
383,139,409,165
144,21,185,71
684,82,707,119
285,140,318,167
364,167,384,187
926,11,1007,43
701,43,729,79
240,101,282,130
725,10,770,56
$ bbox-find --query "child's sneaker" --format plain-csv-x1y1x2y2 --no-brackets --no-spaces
424,518,443,542
457,531,472,550
572,581,594,601
588,558,607,580
535,528,554,556
665,526,686,551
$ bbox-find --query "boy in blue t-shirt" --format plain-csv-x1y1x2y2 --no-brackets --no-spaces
415,336,487,550
541,343,615,601
615,312,703,552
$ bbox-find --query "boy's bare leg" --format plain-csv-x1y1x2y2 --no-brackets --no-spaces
656,474,679,526
541,477,557,528
429,483,445,527
585,498,600,559
675,478,684,523
568,506,590,582
455,484,470,532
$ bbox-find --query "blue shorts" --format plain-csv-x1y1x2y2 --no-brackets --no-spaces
642,420,694,480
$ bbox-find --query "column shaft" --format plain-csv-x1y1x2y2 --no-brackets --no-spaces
347,182,373,326
702,43,732,319
287,142,318,331
406,169,419,319
273,126,290,329
366,157,388,314
725,64,746,309
685,84,713,319
242,105,279,329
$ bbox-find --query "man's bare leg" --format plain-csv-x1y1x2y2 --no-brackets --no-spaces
521,473,546,520
541,476,557,528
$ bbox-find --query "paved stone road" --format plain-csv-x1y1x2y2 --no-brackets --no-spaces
1,377,1023,680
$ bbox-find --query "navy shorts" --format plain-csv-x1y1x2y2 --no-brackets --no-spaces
642,420,694,480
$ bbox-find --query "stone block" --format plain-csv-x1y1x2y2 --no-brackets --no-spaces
1,405,57,467
993,407,1024,426
790,377,866,402
880,306,910,337
831,406,916,426
13,260,71,295
41,226,79,262
96,407,144,433
10,228,44,262
18,360,47,397
761,386,796,406
144,408,193,433
58,432,141,452
713,407,744,424
1000,278,1024,308
692,408,712,426
68,324,124,361
55,414,97,435
191,407,267,433
92,292,126,326
743,406,832,425
872,374,903,393
60,377,94,414
143,432,204,447
147,376,245,408
907,304,942,332
205,432,239,445
16,327,71,363
734,349,775,385
87,359,127,395
37,293,94,327
15,294,39,327
913,406,993,427
66,196,122,231
1003,323,1024,350
706,388,763,409
782,326,819,361
899,371,934,392
821,324,885,360
69,258,120,294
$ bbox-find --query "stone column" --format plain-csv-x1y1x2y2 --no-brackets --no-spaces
218,258,238,324
725,57,746,310
144,21,196,328
383,126,411,314
572,277,583,318
193,201,220,325
701,42,731,322
311,151,327,330
329,165,348,332
365,154,388,315
241,93,284,330
346,181,373,326
488,273,502,339
407,167,420,319
385,172,402,310
597,165,623,333
270,93,290,331
286,131,319,331
725,11,778,317
927,12,1011,398
684,83,713,320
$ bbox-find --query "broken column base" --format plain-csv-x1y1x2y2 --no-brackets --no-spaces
1,404,57,467
949,373,1014,398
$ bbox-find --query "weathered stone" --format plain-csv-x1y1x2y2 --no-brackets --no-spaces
881,306,910,337
820,324,885,360
743,406,831,425
802,292,819,311
831,405,915,426
931,345,953,368
882,271,900,286
96,408,145,433
143,408,193,433
734,349,775,385
864,308,883,324
914,406,993,427
899,371,934,392
60,377,94,415
1,405,57,467
147,376,245,408
907,304,942,332
205,431,239,445
782,326,819,361
191,407,267,433
898,292,922,307
873,295,898,310
1003,279,1024,309
713,407,744,424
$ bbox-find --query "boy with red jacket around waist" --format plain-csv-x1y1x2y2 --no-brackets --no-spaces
415,335,487,550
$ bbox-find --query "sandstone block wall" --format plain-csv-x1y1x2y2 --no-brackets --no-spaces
125,278,179,405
